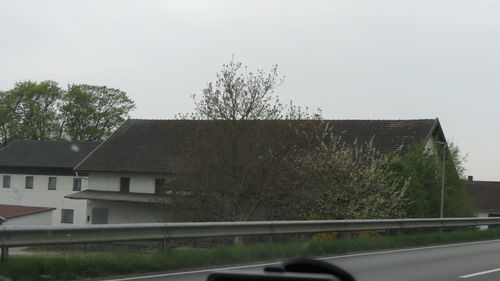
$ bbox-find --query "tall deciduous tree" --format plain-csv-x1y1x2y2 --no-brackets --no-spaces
173,60,319,221
0,81,136,146
0,90,20,146
172,59,407,222
60,84,135,141
388,143,475,218
0,81,62,146
190,60,284,120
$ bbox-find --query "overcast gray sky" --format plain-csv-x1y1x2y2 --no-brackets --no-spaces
1,0,499,180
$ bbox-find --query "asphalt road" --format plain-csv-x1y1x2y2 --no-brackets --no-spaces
96,239,500,281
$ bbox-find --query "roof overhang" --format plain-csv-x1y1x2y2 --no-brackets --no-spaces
65,190,171,204
425,118,446,144
74,169,172,175
0,205,55,219
0,166,85,176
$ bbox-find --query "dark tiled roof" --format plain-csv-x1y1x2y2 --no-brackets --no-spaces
466,181,500,212
0,141,100,169
76,119,440,174
76,120,189,174
323,119,439,155
0,204,55,219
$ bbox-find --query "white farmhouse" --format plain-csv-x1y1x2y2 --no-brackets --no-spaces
0,141,99,225
68,118,448,224
69,120,176,224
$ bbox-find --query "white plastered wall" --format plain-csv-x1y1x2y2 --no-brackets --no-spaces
88,172,172,194
0,173,88,225
2,211,53,226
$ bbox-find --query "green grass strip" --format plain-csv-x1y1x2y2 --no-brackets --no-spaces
2,227,500,281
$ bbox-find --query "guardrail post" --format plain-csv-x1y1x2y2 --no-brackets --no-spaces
234,236,243,245
1,247,8,262
160,240,167,255
338,232,347,240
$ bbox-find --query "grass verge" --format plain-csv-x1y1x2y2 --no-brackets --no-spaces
2,227,500,281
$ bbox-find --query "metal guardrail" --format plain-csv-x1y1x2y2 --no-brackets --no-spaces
1,217,500,261
2,217,500,247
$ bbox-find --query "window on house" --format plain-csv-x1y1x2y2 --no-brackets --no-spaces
73,178,82,191
25,176,34,189
61,209,74,224
48,177,57,190
155,178,168,194
2,175,10,188
120,177,130,193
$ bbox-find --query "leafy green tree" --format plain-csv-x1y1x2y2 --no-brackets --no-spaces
442,143,476,217
0,81,62,145
60,84,135,141
0,81,135,146
389,143,475,218
0,90,20,146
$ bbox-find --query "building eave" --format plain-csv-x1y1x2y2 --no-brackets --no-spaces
0,166,88,176
65,190,171,204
